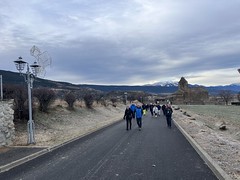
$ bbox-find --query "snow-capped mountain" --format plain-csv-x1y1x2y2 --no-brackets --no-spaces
229,83,240,86
145,81,178,87
144,81,240,94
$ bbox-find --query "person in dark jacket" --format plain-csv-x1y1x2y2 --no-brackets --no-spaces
123,106,134,130
162,104,166,116
149,103,154,116
165,104,173,128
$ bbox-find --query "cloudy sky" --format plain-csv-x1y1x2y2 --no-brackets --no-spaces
1,0,240,86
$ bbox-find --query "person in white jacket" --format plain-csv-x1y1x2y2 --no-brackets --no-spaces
153,105,158,117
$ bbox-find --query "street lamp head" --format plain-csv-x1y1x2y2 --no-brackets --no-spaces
238,68,240,74
30,61,41,76
14,57,26,73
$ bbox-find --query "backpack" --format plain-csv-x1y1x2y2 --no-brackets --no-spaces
126,109,133,119
135,108,142,118
166,108,172,116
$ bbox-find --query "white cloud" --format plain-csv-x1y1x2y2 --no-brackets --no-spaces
1,0,240,86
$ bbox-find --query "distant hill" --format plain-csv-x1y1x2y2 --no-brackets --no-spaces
0,70,83,90
0,70,178,94
1,70,239,94
79,84,178,94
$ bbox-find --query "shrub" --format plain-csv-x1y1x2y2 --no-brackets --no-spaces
83,94,94,108
34,88,56,112
110,98,117,106
64,92,76,109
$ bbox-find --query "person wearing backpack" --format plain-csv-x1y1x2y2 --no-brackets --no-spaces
135,104,143,131
123,106,134,130
165,104,173,128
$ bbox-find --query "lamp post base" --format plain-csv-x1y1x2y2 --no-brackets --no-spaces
27,120,36,144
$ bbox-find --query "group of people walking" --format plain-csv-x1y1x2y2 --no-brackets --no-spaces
123,103,143,131
123,102,173,131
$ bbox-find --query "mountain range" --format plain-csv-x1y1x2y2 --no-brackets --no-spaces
0,70,239,95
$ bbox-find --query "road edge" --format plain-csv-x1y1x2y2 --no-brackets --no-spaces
173,119,232,180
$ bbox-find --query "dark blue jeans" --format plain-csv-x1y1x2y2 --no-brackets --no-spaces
136,118,142,128
166,115,172,127
126,118,132,130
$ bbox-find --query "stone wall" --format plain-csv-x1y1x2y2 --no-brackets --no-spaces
0,100,15,146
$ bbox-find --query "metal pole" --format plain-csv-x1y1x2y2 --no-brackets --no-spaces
0,75,3,101
26,65,35,144
124,92,127,105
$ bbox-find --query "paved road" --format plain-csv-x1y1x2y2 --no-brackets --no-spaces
0,112,217,180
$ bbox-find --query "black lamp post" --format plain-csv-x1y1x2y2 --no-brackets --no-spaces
14,56,40,144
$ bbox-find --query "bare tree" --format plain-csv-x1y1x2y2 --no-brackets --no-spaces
64,92,76,109
238,92,240,102
83,94,94,109
110,97,117,107
95,93,107,106
34,88,56,112
218,90,233,105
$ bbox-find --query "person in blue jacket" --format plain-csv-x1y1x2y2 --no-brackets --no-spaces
135,104,143,131
130,103,136,118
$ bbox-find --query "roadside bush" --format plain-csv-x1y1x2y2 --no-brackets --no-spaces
110,98,117,105
34,88,56,112
96,95,107,106
95,93,105,104
83,94,94,109
64,92,76,109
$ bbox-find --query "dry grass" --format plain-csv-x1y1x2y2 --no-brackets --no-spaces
179,105,240,125
13,101,125,147
174,104,240,180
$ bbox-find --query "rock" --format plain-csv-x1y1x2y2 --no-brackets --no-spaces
219,122,227,130
183,111,191,117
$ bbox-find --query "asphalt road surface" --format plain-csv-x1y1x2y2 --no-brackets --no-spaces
0,112,218,180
